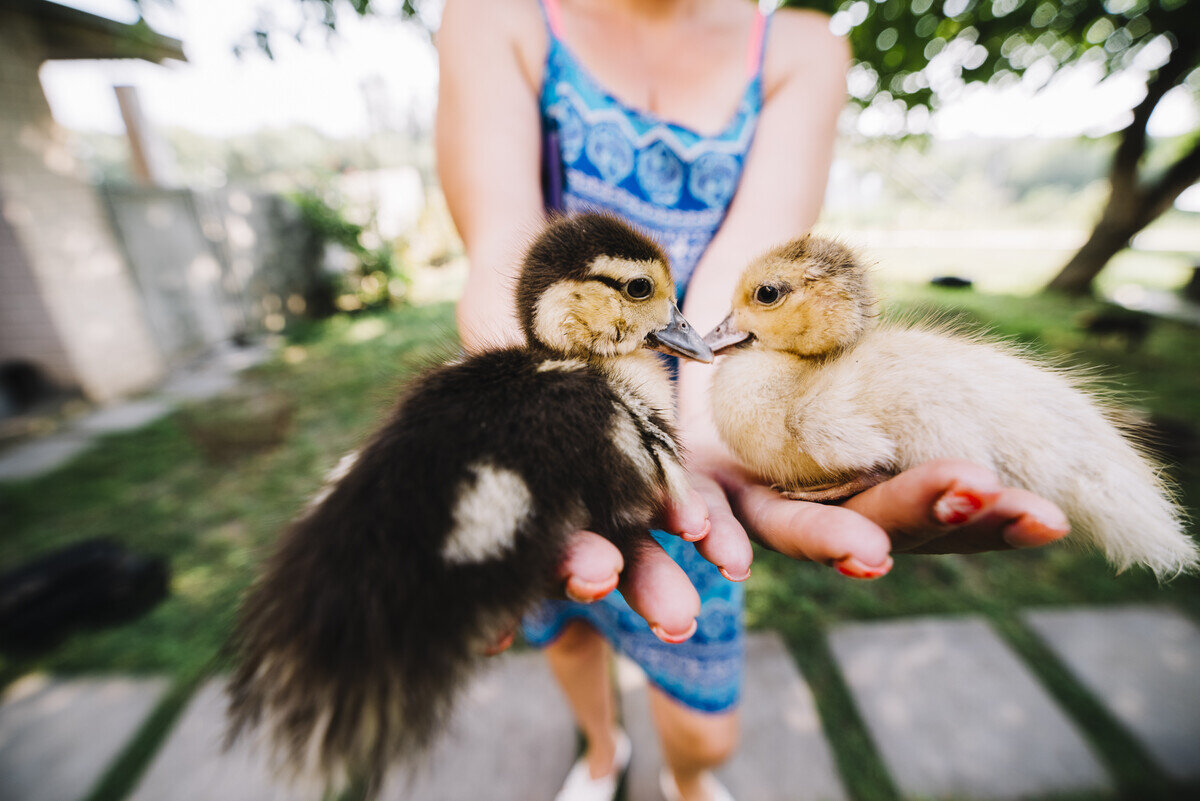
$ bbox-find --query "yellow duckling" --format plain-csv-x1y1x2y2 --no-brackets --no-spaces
703,235,1198,579
226,214,711,798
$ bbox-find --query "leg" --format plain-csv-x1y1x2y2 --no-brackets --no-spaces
543,620,621,778
649,685,739,801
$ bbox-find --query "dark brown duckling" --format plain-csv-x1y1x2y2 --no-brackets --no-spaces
226,213,711,798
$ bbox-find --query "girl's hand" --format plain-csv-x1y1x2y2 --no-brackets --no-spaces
711,453,1070,577
487,451,1069,656
482,487,713,656
541,451,1070,650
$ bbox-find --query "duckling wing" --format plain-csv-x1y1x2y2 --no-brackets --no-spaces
785,397,898,480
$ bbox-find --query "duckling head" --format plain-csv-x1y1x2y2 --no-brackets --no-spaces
517,213,712,362
704,235,876,358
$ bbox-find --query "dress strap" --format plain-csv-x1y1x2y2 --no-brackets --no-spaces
744,6,771,80
540,0,566,39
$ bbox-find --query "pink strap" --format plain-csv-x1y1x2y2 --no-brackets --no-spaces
542,0,565,38
744,9,768,79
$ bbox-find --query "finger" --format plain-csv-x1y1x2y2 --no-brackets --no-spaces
980,486,1071,550
619,540,701,643
661,486,711,542
559,530,623,603
689,473,754,582
842,458,1004,551
907,486,1072,554
731,483,892,575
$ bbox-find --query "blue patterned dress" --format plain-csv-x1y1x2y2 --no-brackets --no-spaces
523,0,770,713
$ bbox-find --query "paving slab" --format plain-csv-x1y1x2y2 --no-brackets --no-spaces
128,680,298,801
160,369,238,402
0,433,91,481
1024,605,1200,782
0,674,168,801
620,632,846,801
132,653,575,801
829,616,1111,800
160,344,270,403
75,398,172,434
384,652,577,800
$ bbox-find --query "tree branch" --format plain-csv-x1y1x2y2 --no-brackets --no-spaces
1144,136,1200,222
1111,32,1200,196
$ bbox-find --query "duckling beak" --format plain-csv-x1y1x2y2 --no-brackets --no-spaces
703,312,754,355
646,303,713,363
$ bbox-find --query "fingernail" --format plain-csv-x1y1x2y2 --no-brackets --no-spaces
933,489,985,525
834,555,893,580
651,619,697,644
565,573,619,603
719,566,751,582
1003,515,1070,549
681,518,711,542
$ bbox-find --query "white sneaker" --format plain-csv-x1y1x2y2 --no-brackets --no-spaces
658,768,736,801
553,730,632,801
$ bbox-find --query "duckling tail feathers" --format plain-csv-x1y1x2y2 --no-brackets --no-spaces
225,472,564,799
1060,449,1198,580
225,519,472,798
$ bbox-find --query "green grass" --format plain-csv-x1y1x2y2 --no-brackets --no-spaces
0,303,459,683
1,286,1198,800
856,243,1197,296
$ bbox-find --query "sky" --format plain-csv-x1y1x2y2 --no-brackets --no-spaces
37,0,1200,142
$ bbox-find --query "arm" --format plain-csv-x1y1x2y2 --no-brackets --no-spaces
437,0,547,352
674,11,1069,580
437,0,705,641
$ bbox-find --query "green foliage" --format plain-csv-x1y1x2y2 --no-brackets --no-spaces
237,0,427,59
293,189,411,312
784,0,1199,124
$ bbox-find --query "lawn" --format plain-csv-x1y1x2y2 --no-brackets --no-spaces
1,284,1198,800
0,304,459,685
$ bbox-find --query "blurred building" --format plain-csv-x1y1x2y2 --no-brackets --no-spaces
0,0,183,405
1,2,327,418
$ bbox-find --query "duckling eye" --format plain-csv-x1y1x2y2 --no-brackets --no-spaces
755,285,781,305
625,277,654,300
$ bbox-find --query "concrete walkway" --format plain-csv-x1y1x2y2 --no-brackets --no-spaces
831,617,1109,799
0,675,168,801
0,343,269,482
620,633,846,801
2,607,1198,801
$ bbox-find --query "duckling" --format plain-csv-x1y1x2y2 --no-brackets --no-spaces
703,235,1198,579
226,213,711,798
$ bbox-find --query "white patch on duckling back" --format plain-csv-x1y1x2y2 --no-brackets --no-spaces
537,359,587,373
442,462,532,564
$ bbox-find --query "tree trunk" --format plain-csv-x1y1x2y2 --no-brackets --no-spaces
1045,33,1200,296
1045,216,1141,296
1046,137,1200,296
1047,182,1148,296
